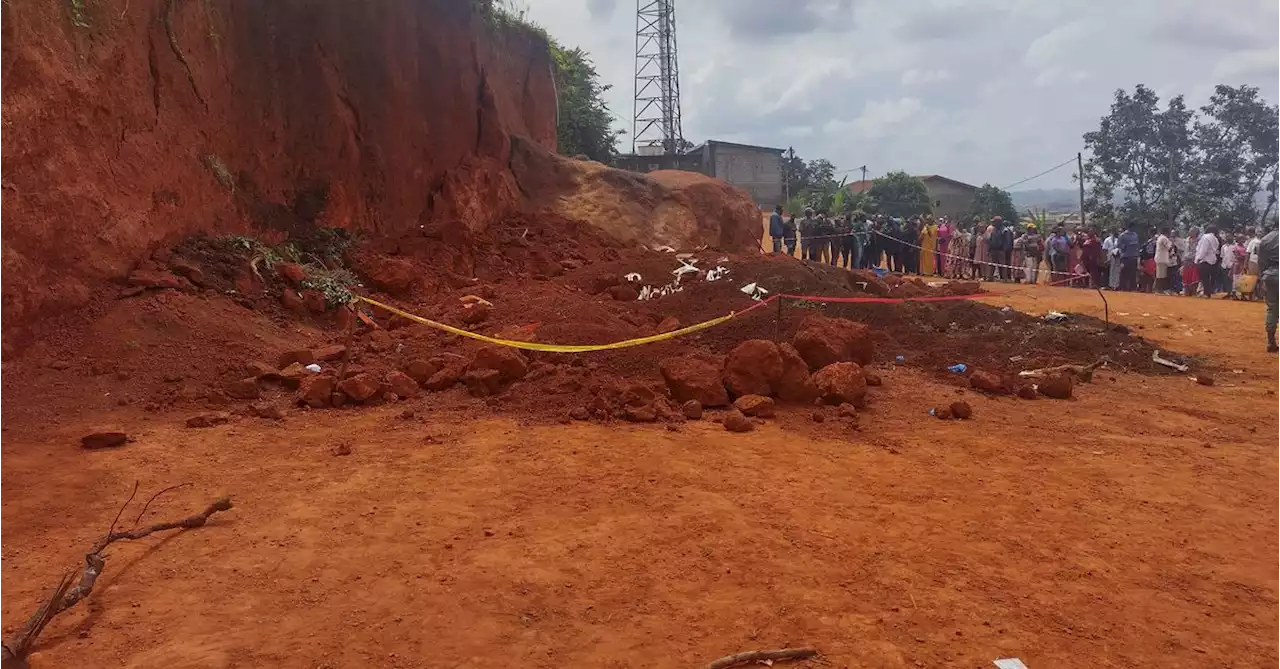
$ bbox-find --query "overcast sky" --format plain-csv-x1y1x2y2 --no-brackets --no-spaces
522,0,1278,190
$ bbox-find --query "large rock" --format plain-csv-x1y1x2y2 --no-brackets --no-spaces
384,371,419,399
338,372,381,403
721,339,783,398
722,410,756,433
792,314,875,370
278,349,316,368
468,346,529,383
313,344,347,362
733,394,776,418
811,362,868,406
81,432,129,449
968,369,1009,395
225,377,261,401
462,369,503,397
776,343,819,403
1038,373,1074,400
403,359,442,385
295,375,335,408
658,356,729,407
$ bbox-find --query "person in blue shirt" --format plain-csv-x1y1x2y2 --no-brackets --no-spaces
768,205,785,254
1117,224,1141,291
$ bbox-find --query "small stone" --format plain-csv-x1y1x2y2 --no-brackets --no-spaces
722,410,755,433
114,370,132,381
185,412,231,428
162,373,184,383
275,262,307,285
934,407,953,420
80,432,129,449
245,361,281,380
249,402,285,420
681,399,703,420
656,316,681,333
665,422,681,432
295,374,336,408
811,411,826,423
460,302,492,325
331,442,353,456
400,408,416,420
404,359,442,385
623,403,658,423
1017,385,1038,400
968,369,1008,394
225,377,261,400
301,289,328,313
608,283,640,301
1195,375,1215,387
838,402,858,418
280,289,307,314
949,401,973,419
49,360,72,371
865,372,883,387
733,394,776,418
569,406,590,421
462,369,503,397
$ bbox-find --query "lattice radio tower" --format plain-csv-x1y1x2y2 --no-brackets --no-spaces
632,0,684,155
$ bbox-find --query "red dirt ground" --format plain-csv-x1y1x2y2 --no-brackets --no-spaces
3,281,1276,668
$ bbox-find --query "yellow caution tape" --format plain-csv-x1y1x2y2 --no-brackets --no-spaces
355,295,749,353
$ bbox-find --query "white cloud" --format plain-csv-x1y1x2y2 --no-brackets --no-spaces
901,69,951,85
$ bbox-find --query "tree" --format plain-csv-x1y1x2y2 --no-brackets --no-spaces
867,171,931,218
1186,85,1279,231
550,43,624,163
968,184,1019,225
1082,85,1193,231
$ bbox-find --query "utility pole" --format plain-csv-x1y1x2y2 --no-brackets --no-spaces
860,165,868,185
1077,152,1086,229
784,146,793,204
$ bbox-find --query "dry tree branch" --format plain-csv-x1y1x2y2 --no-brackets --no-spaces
704,647,820,669
133,483,192,525
103,480,140,541
0,493,233,666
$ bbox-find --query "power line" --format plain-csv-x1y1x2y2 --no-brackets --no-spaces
1003,156,1075,189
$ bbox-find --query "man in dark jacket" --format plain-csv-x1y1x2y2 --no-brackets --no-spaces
782,214,798,257
768,205,785,253
799,208,817,261
1000,221,1015,280
987,217,1007,281
1259,228,1278,351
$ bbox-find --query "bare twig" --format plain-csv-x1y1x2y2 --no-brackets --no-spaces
704,647,820,669
133,483,192,524
1,494,233,666
104,480,140,541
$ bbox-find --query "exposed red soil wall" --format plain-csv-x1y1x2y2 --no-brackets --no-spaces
1,0,556,354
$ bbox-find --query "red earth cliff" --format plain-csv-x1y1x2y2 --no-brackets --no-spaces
1,0,556,354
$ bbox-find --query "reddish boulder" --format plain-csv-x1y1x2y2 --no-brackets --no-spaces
811,362,868,406
301,289,328,314
722,410,756,433
275,262,307,286
682,399,703,420
469,346,529,383
462,369,503,397
460,302,492,325
81,432,129,449
1017,385,1038,400
354,254,418,295
170,259,205,287
278,349,315,368
934,406,954,420
1038,374,1074,400
295,375,335,408
338,373,381,403
968,370,1009,395
185,412,231,428
404,359,442,385
721,339,783,398
659,356,729,407
385,371,419,399
734,394,776,418
225,377,261,400
244,361,281,380
776,343,819,403
424,363,465,391
623,403,659,423
279,362,309,389
280,289,307,314
608,283,640,301
313,344,347,362
367,329,394,352
792,314,875,370
865,372,883,387
249,402,286,420
950,401,973,419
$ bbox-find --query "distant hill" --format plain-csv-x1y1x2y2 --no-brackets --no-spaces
1011,188,1079,213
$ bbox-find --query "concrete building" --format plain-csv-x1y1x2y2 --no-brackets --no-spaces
616,140,785,209
848,174,979,219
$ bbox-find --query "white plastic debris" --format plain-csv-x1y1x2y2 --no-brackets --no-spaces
672,257,700,280
304,363,322,373
705,266,730,282
1043,311,1069,323
653,245,677,253
994,659,1029,669
624,272,642,283
1151,349,1189,372
739,282,769,301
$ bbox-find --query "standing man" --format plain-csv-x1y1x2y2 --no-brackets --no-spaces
1046,225,1070,284
782,213,798,257
1117,223,1141,291
1195,225,1221,298
768,205,785,254
1000,220,1016,280
987,217,1006,281
1259,227,1279,352
1101,228,1120,289
799,208,817,261
1154,226,1174,293
1021,223,1044,284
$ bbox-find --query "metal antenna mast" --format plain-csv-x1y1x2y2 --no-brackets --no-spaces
632,0,684,155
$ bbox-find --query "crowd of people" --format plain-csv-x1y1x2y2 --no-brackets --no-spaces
767,205,1280,351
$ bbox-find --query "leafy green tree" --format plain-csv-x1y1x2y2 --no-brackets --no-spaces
968,184,1019,225
867,171,931,218
1082,85,1193,230
1187,85,1279,231
550,43,624,163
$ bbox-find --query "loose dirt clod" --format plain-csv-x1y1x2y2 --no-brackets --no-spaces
722,410,755,433
733,394,775,418
1038,374,1074,400
949,401,973,419
80,432,130,449
184,412,230,428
